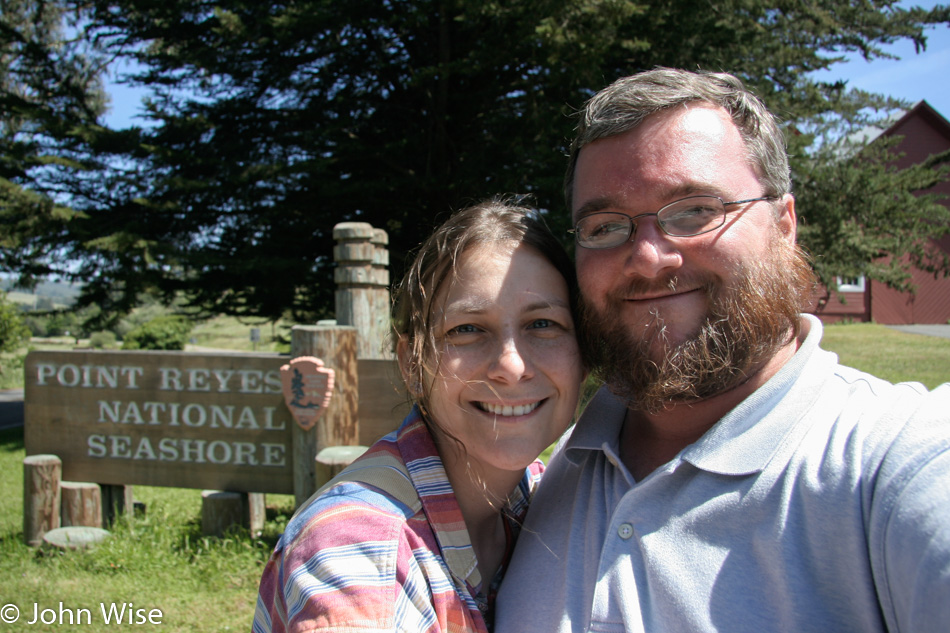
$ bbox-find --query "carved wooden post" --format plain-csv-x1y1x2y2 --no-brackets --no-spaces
333,222,392,360
23,454,61,546
290,324,358,506
370,227,392,358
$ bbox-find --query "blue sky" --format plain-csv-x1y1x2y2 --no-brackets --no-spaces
813,1,950,119
102,5,950,128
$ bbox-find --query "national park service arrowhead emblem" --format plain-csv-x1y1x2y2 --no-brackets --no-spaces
280,356,335,431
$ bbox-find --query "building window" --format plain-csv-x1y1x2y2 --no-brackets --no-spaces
836,276,866,292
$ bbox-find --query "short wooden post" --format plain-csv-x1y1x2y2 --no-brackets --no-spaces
201,491,266,537
247,492,266,535
290,324,359,506
202,491,243,537
23,454,62,546
315,445,369,487
333,222,392,360
100,484,134,527
61,481,103,528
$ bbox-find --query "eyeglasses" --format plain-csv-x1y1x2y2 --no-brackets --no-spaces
569,195,778,250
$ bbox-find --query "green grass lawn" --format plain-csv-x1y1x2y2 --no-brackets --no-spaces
1,321,948,631
189,316,292,353
820,322,950,389
0,315,298,630
1,423,297,632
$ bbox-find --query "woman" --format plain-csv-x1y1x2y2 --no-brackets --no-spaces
254,197,585,632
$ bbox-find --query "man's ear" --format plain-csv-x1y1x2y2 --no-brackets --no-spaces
776,194,797,245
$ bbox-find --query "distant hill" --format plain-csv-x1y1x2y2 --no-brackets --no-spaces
1,278,81,307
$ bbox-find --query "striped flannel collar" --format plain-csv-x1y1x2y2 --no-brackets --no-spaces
397,407,534,594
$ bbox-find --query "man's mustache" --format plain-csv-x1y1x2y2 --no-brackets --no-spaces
598,273,721,303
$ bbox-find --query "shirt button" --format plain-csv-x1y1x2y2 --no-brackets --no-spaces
618,523,634,539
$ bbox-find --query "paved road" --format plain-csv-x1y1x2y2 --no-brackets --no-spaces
0,389,24,431
886,324,950,339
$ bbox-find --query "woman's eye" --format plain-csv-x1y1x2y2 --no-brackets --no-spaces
447,324,478,336
529,319,553,329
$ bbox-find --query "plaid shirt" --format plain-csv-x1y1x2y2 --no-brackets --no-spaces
253,407,543,633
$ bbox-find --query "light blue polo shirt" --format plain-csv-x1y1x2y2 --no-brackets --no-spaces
497,315,950,632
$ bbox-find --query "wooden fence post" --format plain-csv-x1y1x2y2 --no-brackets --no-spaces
290,324,359,506
23,454,61,546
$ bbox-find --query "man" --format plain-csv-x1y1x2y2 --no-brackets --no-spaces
495,68,950,632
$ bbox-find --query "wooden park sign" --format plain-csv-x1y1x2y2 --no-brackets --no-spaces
24,350,297,495
22,223,409,511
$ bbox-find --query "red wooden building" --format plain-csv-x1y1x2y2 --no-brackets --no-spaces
808,100,950,324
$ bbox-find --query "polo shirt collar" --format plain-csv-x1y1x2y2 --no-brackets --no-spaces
563,387,627,461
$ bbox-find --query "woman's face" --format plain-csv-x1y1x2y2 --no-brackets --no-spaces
422,241,584,478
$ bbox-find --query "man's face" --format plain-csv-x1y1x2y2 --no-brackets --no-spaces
571,104,810,410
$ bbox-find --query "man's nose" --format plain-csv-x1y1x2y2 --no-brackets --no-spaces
621,220,683,279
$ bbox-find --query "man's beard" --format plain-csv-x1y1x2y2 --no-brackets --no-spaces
579,238,817,414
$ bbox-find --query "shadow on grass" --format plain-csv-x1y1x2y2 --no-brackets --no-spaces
159,504,287,556
0,425,24,452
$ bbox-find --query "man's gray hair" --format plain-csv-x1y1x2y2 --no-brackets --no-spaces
565,68,791,210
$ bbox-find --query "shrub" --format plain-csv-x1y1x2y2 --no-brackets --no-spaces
116,301,174,339
42,310,81,338
21,315,48,337
0,291,30,353
89,331,118,349
0,353,26,388
122,315,193,351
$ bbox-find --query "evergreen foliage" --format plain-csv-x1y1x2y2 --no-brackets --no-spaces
0,0,107,288
797,132,950,292
2,0,949,323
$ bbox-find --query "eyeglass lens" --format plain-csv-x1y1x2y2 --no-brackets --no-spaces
575,196,726,248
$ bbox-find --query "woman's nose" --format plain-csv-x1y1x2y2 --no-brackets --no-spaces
487,338,533,383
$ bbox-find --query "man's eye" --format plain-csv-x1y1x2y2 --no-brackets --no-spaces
447,324,478,336
678,205,717,218
663,205,721,233
666,205,718,223
587,221,626,239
